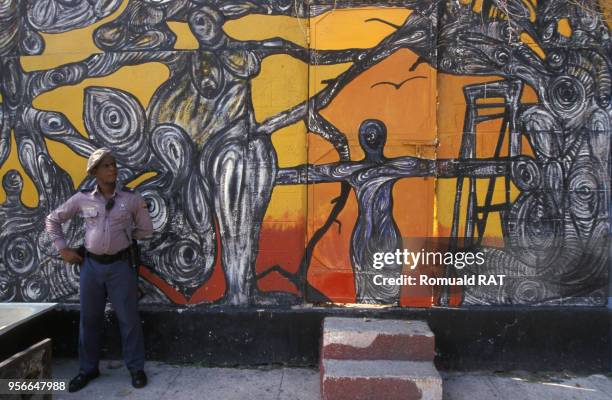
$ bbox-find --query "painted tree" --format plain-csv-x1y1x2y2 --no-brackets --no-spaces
0,0,609,306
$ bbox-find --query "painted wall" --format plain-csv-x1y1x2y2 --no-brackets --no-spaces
0,0,610,307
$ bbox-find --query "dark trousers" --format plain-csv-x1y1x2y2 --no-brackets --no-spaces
79,255,145,374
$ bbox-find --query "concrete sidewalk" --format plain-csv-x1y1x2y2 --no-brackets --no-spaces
52,359,612,400
52,359,319,400
443,370,612,400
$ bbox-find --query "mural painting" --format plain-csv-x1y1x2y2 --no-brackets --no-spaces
0,0,610,307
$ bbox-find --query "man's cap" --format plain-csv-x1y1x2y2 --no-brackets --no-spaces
86,148,114,174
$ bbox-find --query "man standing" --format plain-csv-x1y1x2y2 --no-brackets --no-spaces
46,148,153,392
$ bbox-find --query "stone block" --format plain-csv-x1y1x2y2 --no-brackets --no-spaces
321,359,442,400
322,317,435,362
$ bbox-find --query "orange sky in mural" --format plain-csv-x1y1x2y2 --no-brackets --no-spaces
306,43,438,303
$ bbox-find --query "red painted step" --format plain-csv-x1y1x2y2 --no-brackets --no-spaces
322,317,435,362
321,359,442,400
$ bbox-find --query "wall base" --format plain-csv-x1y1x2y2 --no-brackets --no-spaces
43,306,612,373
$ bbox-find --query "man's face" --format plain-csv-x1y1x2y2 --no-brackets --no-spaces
93,155,118,185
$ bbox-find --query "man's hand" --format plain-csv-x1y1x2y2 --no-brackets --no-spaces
60,248,84,264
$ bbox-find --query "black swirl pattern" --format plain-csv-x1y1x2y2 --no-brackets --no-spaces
84,87,150,167
0,0,608,307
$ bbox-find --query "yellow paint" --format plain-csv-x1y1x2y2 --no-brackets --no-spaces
272,121,307,168
311,8,411,50
557,18,572,37
524,0,537,23
251,55,307,123
476,97,506,104
20,0,129,69
126,172,158,188
437,176,520,239
224,15,309,47
167,22,199,50
520,33,546,60
432,181,439,237
521,83,539,103
265,185,307,221
310,63,353,97
32,63,170,136
0,132,39,207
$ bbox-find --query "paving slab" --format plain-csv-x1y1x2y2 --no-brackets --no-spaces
52,359,320,400
442,371,612,400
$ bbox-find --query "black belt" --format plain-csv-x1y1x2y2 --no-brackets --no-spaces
86,248,129,264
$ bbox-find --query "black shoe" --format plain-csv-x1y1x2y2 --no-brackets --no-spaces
130,370,147,388
68,370,100,392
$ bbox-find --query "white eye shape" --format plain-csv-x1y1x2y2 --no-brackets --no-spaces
409,31,425,41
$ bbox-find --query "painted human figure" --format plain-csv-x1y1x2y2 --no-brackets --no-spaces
145,6,273,305
277,120,436,304
144,5,355,305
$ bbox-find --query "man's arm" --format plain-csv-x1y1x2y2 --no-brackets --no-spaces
45,193,83,264
45,193,81,251
132,194,153,240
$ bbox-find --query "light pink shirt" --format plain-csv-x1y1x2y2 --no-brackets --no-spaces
45,186,154,255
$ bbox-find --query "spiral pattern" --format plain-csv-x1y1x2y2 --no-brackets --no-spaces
511,157,541,191
520,106,561,159
35,63,87,93
507,193,562,267
493,47,509,66
546,49,567,71
0,274,16,301
40,112,67,134
162,238,214,288
511,279,548,304
567,157,601,238
20,26,44,55
548,76,586,119
28,0,122,33
140,189,168,232
150,124,193,189
42,259,79,300
183,172,213,235
93,0,176,51
20,274,50,302
84,87,149,166
589,110,611,163
3,234,37,275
